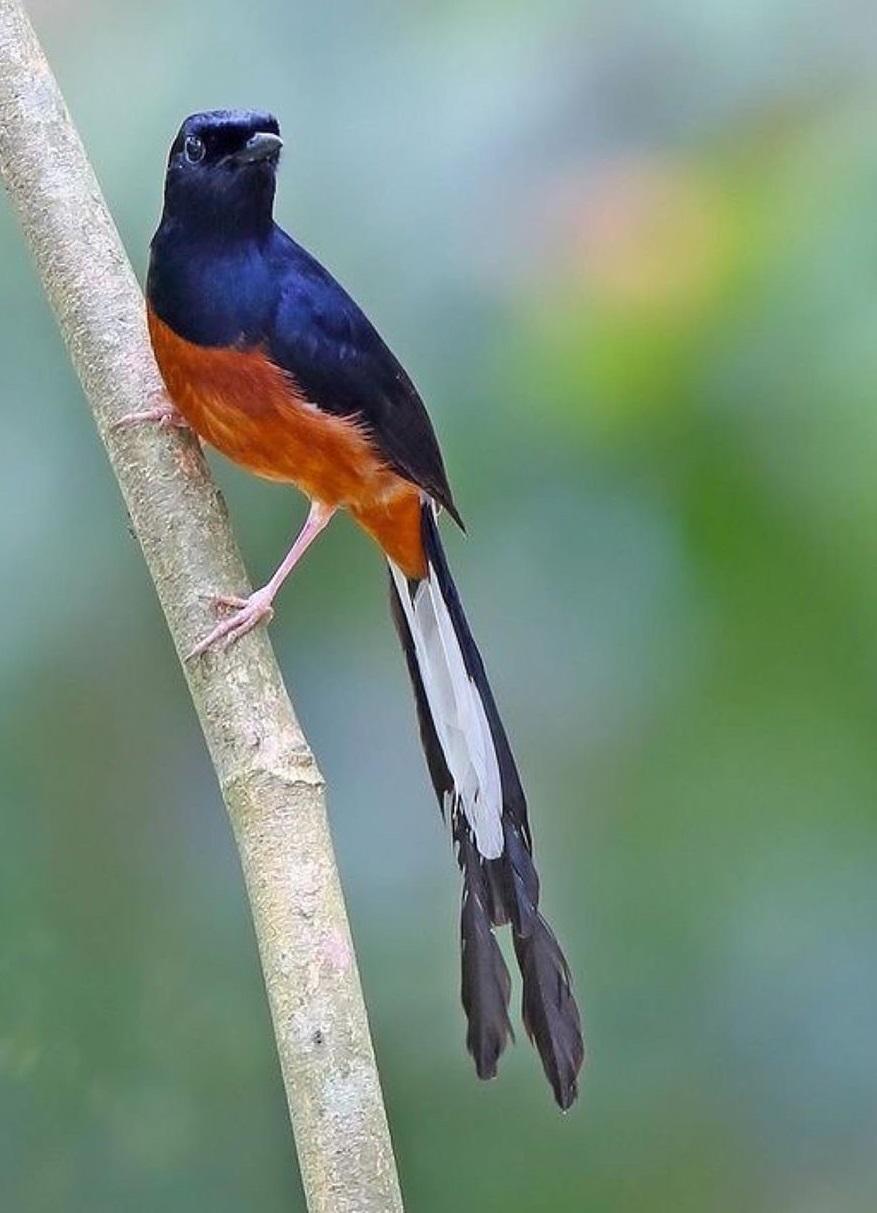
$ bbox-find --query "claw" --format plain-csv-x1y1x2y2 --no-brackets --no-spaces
196,591,249,609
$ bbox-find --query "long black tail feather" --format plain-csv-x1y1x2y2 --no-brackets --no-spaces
459,829,514,1078
390,571,515,1078
388,502,585,1108
513,911,584,1110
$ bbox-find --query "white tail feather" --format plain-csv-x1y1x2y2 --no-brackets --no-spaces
389,558,504,859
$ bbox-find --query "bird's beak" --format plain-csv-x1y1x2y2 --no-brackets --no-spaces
233,132,283,165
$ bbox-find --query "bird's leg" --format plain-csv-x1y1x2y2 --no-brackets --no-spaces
187,501,336,659
114,388,190,431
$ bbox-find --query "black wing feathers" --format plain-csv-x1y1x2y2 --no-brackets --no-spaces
268,234,463,526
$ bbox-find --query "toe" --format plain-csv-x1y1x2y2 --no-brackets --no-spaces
221,603,274,650
186,618,234,660
214,594,250,610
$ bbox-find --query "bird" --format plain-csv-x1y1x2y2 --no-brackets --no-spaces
140,109,584,1109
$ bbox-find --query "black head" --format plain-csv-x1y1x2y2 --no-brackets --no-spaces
161,109,282,238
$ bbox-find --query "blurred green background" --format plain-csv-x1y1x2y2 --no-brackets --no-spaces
2,1,876,1209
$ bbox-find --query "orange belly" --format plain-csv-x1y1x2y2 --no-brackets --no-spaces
148,306,426,578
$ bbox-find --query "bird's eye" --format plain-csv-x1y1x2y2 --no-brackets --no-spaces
184,135,205,164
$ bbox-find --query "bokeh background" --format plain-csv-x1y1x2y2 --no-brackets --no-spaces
2,1,876,1209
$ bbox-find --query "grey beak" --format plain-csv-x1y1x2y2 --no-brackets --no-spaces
233,132,283,165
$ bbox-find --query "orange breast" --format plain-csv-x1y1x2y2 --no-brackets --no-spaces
147,306,426,578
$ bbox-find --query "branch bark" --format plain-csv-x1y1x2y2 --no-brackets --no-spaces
0,3,404,1210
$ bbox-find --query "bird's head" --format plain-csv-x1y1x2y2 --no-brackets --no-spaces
161,109,282,237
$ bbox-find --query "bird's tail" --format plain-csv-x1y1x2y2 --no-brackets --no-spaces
388,501,584,1109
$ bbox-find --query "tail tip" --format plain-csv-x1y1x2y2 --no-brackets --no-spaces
554,1068,582,1112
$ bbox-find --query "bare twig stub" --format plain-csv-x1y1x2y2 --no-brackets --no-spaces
0,3,404,1209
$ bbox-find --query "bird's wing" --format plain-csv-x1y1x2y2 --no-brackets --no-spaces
266,234,463,527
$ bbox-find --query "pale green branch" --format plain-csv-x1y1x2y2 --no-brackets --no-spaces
0,3,403,1209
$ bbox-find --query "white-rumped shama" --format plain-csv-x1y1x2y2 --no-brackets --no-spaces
142,110,584,1109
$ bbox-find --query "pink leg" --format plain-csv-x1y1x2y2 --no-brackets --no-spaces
114,391,190,431
187,501,336,659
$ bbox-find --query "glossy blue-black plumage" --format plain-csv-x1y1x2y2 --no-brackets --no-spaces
148,110,461,525
148,111,584,1109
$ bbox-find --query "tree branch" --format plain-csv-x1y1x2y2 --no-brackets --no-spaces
0,3,404,1209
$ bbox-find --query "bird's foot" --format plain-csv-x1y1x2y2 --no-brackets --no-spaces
187,589,275,659
114,401,190,431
